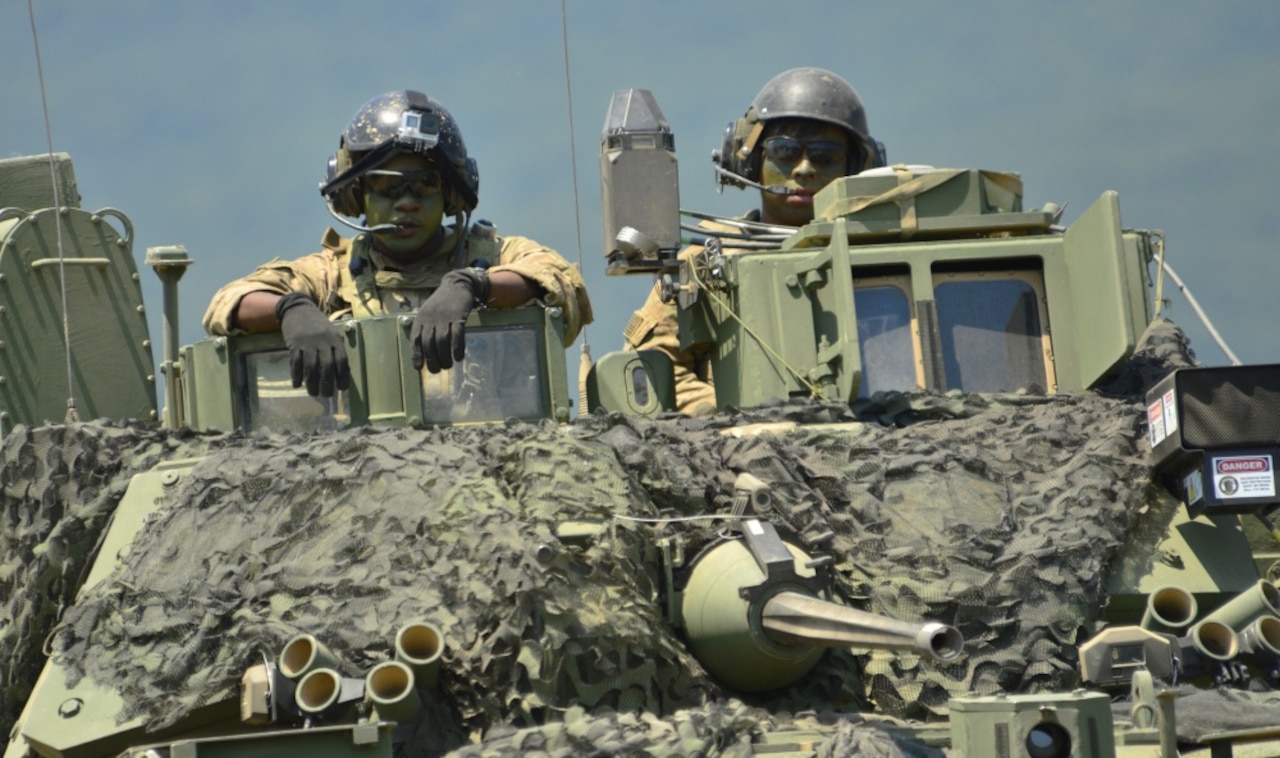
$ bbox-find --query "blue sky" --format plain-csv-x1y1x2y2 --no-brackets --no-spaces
4,1,1279,404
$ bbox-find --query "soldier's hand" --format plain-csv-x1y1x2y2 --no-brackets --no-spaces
274,292,351,397
412,268,491,373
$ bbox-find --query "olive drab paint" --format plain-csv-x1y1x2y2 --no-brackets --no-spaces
6,107,1280,755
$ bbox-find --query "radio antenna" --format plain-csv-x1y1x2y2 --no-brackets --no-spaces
559,0,593,415
26,0,79,422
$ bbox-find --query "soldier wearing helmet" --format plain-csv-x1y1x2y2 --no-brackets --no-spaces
713,66,884,226
622,68,883,414
204,90,593,397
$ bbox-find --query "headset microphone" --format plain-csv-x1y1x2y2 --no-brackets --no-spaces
322,197,470,266
711,163,798,196
322,198,404,235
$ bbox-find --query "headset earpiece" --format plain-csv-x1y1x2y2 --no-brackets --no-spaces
323,146,366,217
713,121,740,189
442,156,479,215
713,106,766,190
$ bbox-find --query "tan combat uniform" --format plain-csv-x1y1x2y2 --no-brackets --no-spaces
621,213,759,415
203,225,592,344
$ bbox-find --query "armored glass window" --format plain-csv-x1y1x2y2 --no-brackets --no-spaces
933,273,1053,393
242,349,351,434
630,365,652,406
854,279,919,398
420,325,546,425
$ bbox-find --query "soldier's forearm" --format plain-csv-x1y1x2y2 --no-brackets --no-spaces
233,290,286,332
487,270,543,309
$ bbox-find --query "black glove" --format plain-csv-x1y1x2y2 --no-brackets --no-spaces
412,268,491,373
275,292,351,397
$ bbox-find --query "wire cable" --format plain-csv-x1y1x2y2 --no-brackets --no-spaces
610,512,764,525
679,225,786,249
682,208,798,236
682,242,824,399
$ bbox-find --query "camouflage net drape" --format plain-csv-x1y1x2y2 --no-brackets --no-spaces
0,422,224,740
5,319,1280,756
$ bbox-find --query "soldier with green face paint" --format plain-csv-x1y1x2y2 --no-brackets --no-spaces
204,90,593,397
622,68,884,414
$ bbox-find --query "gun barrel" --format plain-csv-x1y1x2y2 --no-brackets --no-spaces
761,591,964,662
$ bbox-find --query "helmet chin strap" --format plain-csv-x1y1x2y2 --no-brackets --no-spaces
713,163,799,196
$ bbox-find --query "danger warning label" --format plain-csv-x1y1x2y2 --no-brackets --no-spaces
1211,454,1275,499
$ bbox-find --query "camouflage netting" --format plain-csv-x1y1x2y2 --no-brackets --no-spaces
439,702,945,757
5,318,1280,755
0,422,224,740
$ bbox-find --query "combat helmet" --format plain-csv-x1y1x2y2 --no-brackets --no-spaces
714,67,885,189
321,90,480,217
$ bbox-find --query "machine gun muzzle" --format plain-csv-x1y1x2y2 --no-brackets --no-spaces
761,591,964,661
679,518,963,692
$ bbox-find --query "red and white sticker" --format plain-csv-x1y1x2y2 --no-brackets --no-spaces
1148,400,1167,447
1149,390,1179,448
1211,454,1275,499
1162,389,1179,436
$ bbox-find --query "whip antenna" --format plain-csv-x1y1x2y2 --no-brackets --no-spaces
559,0,593,415
27,0,79,422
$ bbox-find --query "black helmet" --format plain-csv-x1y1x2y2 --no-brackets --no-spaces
714,67,884,188
321,90,480,217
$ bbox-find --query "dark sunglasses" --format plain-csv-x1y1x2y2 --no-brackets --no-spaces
364,169,444,199
761,136,848,169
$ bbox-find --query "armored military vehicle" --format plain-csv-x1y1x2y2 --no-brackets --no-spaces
4,88,1280,757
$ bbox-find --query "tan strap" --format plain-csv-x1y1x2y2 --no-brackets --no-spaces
736,120,766,163
823,168,967,219
892,164,919,239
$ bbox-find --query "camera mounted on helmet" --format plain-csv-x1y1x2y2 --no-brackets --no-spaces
711,67,886,193
320,90,480,223
396,109,444,151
